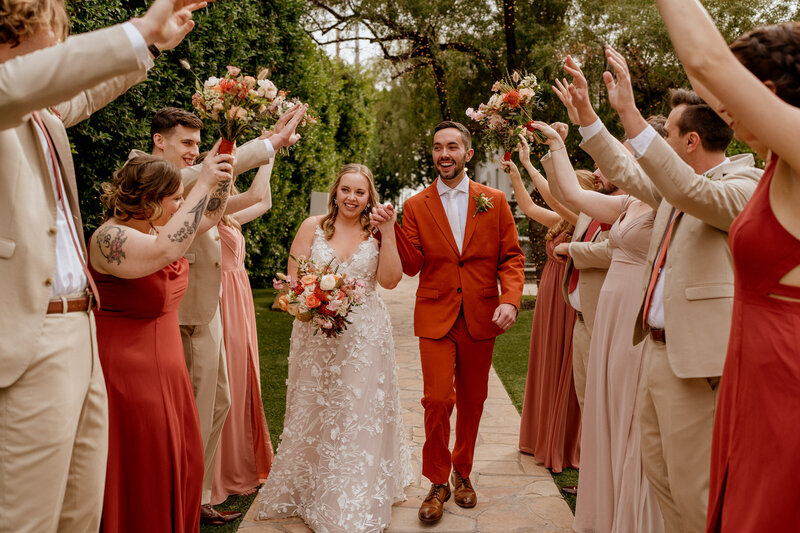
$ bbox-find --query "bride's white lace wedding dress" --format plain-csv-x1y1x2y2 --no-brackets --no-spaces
255,226,413,533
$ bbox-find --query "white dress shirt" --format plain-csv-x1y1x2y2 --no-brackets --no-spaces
43,22,153,297
436,175,469,253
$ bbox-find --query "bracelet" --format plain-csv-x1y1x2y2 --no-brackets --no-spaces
550,144,566,152
148,44,161,59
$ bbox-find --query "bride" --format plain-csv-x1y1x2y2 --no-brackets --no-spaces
255,163,413,532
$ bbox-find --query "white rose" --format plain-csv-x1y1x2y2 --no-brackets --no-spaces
319,274,337,291
257,79,278,100
203,76,220,89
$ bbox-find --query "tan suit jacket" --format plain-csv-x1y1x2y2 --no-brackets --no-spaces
0,26,144,387
177,139,271,325
541,153,612,331
581,125,762,378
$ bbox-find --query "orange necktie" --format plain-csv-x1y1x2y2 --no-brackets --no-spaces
32,110,101,309
641,207,679,328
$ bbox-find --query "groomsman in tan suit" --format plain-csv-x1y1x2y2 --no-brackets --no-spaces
566,50,762,532
139,105,305,524
0,1,206,531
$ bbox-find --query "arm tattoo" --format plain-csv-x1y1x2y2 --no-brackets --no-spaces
168,195,208,243
96,226,128,265
204,179,231,217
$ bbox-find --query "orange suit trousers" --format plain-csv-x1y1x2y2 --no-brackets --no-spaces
419,310,495,484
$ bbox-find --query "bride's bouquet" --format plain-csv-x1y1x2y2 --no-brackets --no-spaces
466,70,547,160
273,257,367,338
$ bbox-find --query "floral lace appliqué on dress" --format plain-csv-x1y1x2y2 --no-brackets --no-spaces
255,226,413,533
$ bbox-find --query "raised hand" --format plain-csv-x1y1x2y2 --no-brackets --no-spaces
499,158,520,177
132,0,212,50
552,78,581,125
517,133,531,164
562,55,600,127
528,121,565,150
270,104,308,151
551,122,569,142
603,46,638,114
198,138,234,190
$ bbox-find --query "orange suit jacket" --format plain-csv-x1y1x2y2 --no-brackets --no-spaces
394,178,525,340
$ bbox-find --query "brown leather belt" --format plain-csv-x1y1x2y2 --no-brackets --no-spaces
47,296,92,314
650,328,666,343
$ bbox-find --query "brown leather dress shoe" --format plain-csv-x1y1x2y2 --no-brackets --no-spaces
451,469,477,508
200,504,242,526
418,483,450,523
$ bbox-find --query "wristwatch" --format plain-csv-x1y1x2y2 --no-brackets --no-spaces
148,44,161,59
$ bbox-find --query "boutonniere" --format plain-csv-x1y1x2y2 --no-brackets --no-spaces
473,193,494,218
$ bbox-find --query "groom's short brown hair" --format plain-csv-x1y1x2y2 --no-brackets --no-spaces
434,121,472,151
150,107,204,138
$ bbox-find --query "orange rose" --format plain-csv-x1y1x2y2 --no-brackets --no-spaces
301,274,318,285
305,294,321,309
278,294,289,311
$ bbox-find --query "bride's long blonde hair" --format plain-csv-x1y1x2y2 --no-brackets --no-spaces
320,164,380,240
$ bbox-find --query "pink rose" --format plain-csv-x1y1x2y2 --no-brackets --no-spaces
226,65,241,77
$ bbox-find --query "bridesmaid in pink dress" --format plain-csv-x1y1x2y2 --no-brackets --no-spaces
502,138,593,472
652,4,800,531
211,161,276,504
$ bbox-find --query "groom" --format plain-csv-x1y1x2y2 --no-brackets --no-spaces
373,121,525,523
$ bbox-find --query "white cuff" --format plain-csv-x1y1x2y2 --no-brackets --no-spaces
578,118,603,141
568,242,574,257
122,22,154,71
263,139,275,161
628,125,657,159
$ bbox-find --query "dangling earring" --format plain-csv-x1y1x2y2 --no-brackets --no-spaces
363,204,371,216
333,198,338,208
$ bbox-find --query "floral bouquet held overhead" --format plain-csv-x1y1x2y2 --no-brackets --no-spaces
466,71,548,161
273,256,367,338
191,66,304,154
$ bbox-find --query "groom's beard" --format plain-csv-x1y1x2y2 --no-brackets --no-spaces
436,157,467,183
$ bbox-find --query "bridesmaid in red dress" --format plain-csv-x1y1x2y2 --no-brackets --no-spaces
501,138,593,472
654,4,800,531
88,148,233,532
211,162,276,504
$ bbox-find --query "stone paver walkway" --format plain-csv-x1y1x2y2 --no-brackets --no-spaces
240,275,573,532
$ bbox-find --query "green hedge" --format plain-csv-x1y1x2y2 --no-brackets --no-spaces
67,0,376,285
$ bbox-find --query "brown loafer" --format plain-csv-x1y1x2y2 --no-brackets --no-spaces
451,469,477,508
418,483,450,523
200,504,242,525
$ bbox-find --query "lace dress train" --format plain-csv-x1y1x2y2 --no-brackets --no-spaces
255,226,413,533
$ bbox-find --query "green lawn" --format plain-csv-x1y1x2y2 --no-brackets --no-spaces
200,288,292,533
205,290,575,533
492,304,579,512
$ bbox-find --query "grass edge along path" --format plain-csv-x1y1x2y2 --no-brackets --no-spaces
204,290,577,533
492,303,579,513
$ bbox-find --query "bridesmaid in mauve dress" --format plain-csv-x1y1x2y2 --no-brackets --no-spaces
211,162,275,504
571,197,663,533
87,150,234,532
502,146,591,473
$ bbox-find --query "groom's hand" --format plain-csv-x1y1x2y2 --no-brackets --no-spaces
492,303,518,331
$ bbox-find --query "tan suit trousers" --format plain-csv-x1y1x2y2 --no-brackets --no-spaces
0,308,107,533
181,303,231,505
638,337,719,533
571,316,591,413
